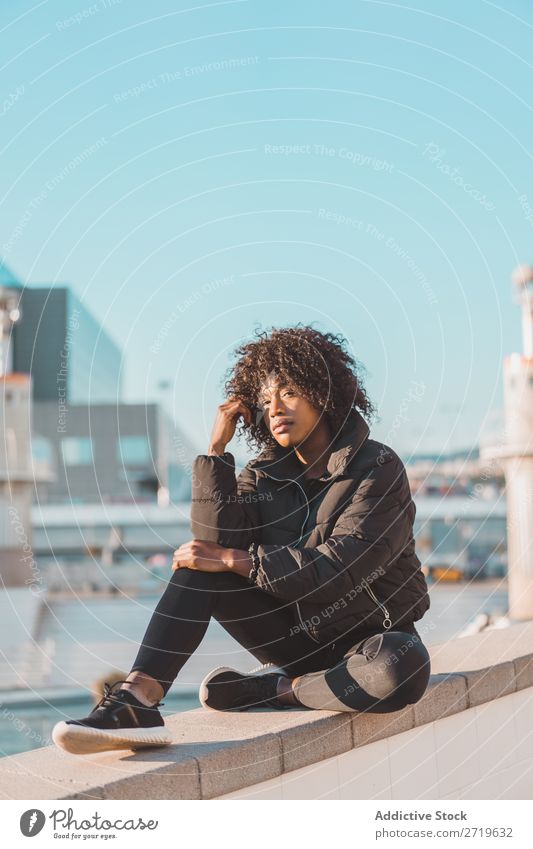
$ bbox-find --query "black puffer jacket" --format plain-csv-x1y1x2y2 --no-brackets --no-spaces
190,408,430,644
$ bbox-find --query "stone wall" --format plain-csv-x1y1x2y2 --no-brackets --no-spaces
1,621,533,800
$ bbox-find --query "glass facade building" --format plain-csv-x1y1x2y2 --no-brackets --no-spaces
12,287,122,403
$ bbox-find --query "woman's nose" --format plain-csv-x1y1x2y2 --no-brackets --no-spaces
270,393,285,415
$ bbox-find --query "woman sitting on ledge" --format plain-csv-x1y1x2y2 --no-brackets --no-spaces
53,324,431,755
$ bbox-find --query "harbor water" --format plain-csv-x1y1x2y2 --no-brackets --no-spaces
0,578,508,758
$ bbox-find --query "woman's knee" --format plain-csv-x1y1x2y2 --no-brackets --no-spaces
403,642,431,703
170,566,212,584
169,567,243,589
365,630,431,703
379,631,431,705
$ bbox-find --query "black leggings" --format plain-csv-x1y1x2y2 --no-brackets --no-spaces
130,567,431,712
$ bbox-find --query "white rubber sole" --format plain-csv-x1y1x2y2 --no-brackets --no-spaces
247,661,288,675
199,666,237,711
52,721,172,755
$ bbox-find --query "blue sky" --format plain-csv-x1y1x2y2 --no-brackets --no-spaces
1,0,532,460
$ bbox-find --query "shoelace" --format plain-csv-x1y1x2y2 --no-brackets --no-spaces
241,673,282,708
96,680,165,710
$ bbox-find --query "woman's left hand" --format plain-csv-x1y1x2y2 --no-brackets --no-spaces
172,539,234,572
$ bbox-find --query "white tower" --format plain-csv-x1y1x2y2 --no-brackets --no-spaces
484,265,533,619
0,285,20,376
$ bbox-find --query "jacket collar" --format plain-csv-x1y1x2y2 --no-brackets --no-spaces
247,408,370,481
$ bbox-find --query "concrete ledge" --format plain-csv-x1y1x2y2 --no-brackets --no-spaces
513,653,533,689
3,619,533,800
460,662,516,707
413,672,469,725
352,702,414,745
279,712,353,774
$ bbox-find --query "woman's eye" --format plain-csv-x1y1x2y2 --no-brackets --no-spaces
259,389,295,406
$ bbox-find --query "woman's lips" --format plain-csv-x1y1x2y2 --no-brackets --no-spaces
273,421,293,433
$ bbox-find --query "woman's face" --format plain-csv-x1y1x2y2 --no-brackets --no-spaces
258,378,324,447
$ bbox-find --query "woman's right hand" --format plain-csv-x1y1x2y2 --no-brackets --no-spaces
208,397,253,455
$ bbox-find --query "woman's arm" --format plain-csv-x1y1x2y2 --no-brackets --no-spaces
189,396,261,549
172,538,252,574
189,454,261,550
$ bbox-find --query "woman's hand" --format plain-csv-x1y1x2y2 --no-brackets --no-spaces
208,397,253,455
172,539,252,576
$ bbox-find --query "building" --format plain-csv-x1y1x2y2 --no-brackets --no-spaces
5,276,195,507
31,400,194,505
12,286,122,404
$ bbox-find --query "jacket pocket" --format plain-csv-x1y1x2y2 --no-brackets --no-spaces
361,579,393,630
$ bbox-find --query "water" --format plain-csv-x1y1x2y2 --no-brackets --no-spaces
0,691,201,758
0,578,509,758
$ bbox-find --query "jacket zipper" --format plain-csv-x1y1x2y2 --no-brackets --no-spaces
361,578,392,630
258,469,393,636
294,480,322,643
259,469,321,643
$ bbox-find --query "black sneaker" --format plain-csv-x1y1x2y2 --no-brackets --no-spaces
199,666,288,711
52,680,172,755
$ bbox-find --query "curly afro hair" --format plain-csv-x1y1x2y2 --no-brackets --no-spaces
223,323,378,451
